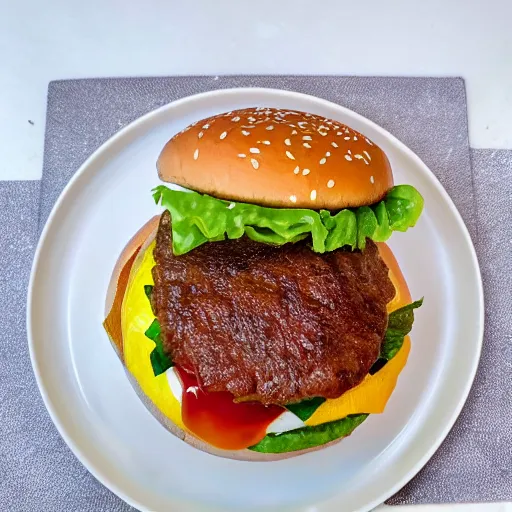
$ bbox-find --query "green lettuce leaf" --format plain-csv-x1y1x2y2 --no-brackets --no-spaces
249,414,368,453
144,284,157,315
152,184,423,256
286,397,326,422
370,298,423,374
385,186,425,231
143,285,173,376
144,284,153,302
144,320,174,376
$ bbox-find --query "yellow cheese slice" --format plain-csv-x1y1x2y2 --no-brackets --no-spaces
121,241,184,429
305,336,410,426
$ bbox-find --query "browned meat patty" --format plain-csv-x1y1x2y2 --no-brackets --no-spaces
152,210,395,405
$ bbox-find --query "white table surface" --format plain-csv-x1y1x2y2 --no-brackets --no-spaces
1,1,510,510
2,0,512,182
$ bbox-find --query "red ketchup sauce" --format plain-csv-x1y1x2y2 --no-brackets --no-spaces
175,367,284,450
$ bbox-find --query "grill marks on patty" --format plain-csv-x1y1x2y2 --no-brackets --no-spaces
152,211,395,405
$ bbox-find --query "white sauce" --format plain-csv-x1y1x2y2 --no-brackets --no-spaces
265,411,306,434
166,367,183,404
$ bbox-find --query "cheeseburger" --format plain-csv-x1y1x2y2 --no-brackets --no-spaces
104,107,423,460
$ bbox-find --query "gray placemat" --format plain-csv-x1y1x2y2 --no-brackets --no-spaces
389,148,512,504
1,76,509,511
0,181,132,512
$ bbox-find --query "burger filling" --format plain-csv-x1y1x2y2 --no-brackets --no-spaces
151,210,395,404
115,191,422,453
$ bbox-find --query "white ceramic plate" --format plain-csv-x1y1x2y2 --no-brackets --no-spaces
28,88,483,512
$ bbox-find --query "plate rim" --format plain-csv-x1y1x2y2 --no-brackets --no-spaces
27,87,484,512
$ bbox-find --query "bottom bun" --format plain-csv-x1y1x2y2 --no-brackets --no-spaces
106,217,409,461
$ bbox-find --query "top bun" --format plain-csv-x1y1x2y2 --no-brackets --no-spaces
157,107,393,209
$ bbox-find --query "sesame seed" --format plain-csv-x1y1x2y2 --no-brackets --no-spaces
303,135,312,140
345,155,352,161
220,131,227,140
303,143,312,148
198,131,204,139
238,153,246,158
291,130,298,135
285,138,291,146
319,131,327,137
365,137,374,146
250,148,260,154
353,136,358,141
310,189,317,200
248,117,256,122
293,166,300,174
348,149,352,155
344,136,351,140
325,151,331,157
202,124,210,130
242,130,250,136
266,125,274,131
262,140,271,145
251,158,259,169
302,169,310,176
327,179,335,188
286,151,295,160
298,121,307,128
319,125,329,131
370,175,375,184
232,116,240,122
355,154,370,165
319,158,327,165
337,131,343,136
363,150,371,161
227,202,236,209
193,149,199,160
289,195,297,203
331,142,338,148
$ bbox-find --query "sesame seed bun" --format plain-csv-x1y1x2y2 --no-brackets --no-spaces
157,108,393,209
